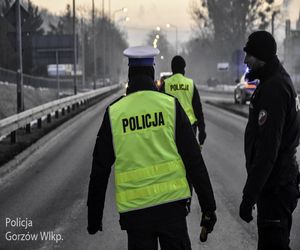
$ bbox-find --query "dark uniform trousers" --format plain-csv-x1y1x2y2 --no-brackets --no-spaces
127,218,191,250
257,161,300,250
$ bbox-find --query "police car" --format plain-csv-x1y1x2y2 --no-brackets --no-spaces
234,73,258,104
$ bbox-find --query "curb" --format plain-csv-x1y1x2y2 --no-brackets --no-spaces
205,100,249,118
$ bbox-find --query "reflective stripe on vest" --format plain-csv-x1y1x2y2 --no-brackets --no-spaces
164,74,197,124
109,90,191,213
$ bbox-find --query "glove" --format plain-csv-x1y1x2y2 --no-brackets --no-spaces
200,211,217,242
239,198,254,223
87,206,103,235
87,223,102,235
200,211,217,233
198,130,206,145
186,198,192,213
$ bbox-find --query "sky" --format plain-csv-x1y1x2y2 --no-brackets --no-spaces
27,0,300,48
29,0,194,48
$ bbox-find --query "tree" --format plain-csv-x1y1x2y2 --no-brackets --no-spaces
187,0,277,83
1,0,12,13
69,13,128,84
23,0,45,74
146,31,174,78
48,4,75,35
23,0,44,35
0,0,45,73
0,0,16,69
182,37,217,85
45,5,128,83
191,0,275,48
93,16,128,82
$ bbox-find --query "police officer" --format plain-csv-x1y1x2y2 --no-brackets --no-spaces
87,46,217,250
161,55,206,146
239,31,300,250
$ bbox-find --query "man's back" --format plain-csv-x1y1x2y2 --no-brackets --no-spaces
164,74,197,126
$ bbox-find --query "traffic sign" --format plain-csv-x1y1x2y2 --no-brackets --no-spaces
32,35,77,65
217,62,229,71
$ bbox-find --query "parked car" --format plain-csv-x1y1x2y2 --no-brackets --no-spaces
206,77,220,87
234,74,258,104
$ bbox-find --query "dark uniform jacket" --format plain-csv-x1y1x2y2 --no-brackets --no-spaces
87,75,216,230
243,56,300,204
160,76,206,144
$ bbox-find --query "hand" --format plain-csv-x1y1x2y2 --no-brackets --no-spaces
186,198,191,213
200,211,217,233
239,199,254,223
87,206,103,235
198,131,206,145
87,223,102,235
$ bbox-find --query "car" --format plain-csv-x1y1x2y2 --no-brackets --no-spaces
155,72,172,91
206,77,220,87
234,74,258,104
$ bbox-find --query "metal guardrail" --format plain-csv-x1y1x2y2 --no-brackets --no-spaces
0,84,121,143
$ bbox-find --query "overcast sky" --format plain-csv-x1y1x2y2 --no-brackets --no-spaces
29,0,300,48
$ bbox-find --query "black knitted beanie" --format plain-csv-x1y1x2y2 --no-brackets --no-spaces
243,31,277,62
171,55,186,73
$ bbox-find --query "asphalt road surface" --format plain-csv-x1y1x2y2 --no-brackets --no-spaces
0,89,299,250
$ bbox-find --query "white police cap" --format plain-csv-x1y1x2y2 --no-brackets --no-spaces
123,46,160,67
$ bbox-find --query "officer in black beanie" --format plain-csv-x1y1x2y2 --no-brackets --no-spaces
161,55,207,147
239,30,300,250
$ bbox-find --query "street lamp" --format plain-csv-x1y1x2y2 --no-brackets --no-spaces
166,23,178,54
153,33,160,48
271,9,280,35
153,38,158,48
109,7,128,84
116,16,130,22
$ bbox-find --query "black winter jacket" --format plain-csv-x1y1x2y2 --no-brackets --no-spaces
243,56,300,204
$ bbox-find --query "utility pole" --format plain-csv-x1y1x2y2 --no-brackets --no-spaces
73,0,77,95
81,18,86,88
166,23,178,54
271,10,280,36
108,0,111,80
16,0,24,112
102,0,106,85
92,0,96,89
108,0,111,18
55,51,60,98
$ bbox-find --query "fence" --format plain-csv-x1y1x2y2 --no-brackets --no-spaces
0,84,121,144
0,66,82,90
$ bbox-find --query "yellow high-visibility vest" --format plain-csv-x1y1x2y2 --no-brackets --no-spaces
109,90,191,213
164,74,197,124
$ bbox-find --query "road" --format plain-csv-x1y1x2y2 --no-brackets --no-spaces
0,90,299,250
